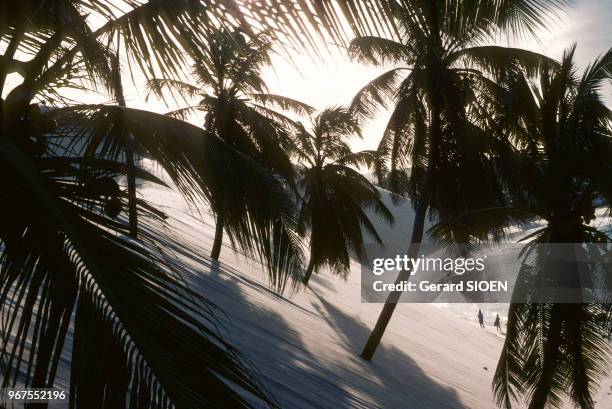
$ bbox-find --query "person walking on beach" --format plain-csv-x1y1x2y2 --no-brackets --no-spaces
478,309,484,328
494,314,501,332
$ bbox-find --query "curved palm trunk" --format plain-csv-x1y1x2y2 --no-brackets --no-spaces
361,71,442,360
360,198,428,360
210,216,224,260
302,250,316,285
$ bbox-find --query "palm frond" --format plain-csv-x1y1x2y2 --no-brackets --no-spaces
0,136,274,408
428,207,536,253
145,79,205,106
576,47,612,98
375,84,423,199
493,302,529,409
51,105,305,292
249,93,315,116
164,105,206,121
452,46,558,77
91,0,248,80
348,36,413,65
349,68,408,123
333,150,378,168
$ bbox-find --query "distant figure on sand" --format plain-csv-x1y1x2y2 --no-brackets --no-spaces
478,309,484,328
494,314,501,331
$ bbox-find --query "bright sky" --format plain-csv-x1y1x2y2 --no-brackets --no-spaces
256,0,612,151
4,0,612,152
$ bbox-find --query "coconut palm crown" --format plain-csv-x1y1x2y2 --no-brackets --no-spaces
293,106,393,285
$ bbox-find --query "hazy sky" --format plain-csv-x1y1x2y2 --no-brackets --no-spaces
5,0,611,152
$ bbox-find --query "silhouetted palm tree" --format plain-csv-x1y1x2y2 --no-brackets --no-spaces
430,45,612,409
146,29,314,263
293,106,393,285
346,0,560,361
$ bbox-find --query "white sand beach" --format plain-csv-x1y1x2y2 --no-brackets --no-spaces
136,168,612,409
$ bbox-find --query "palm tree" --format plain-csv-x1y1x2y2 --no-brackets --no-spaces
146,28,314,263
430,45,612,409
344,0,562,361
0,1,317,407
293,106,393,285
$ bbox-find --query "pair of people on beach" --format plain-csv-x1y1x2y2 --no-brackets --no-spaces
478,309,502,331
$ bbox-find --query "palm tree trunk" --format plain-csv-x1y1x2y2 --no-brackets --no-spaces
111,52,138,238
211,216,224,260
302,252,316,285
361,74,442,361
127,137,138,239
360,198,428,360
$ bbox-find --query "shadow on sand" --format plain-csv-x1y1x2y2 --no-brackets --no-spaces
142,219,465,408
310,291,466,409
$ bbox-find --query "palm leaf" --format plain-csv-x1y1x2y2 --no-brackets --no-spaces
249,93,315,116
0,137,275,408
348,36,413,65
349,68,408,123
428,207,537,249
51,105,304,293
452,46,559,77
